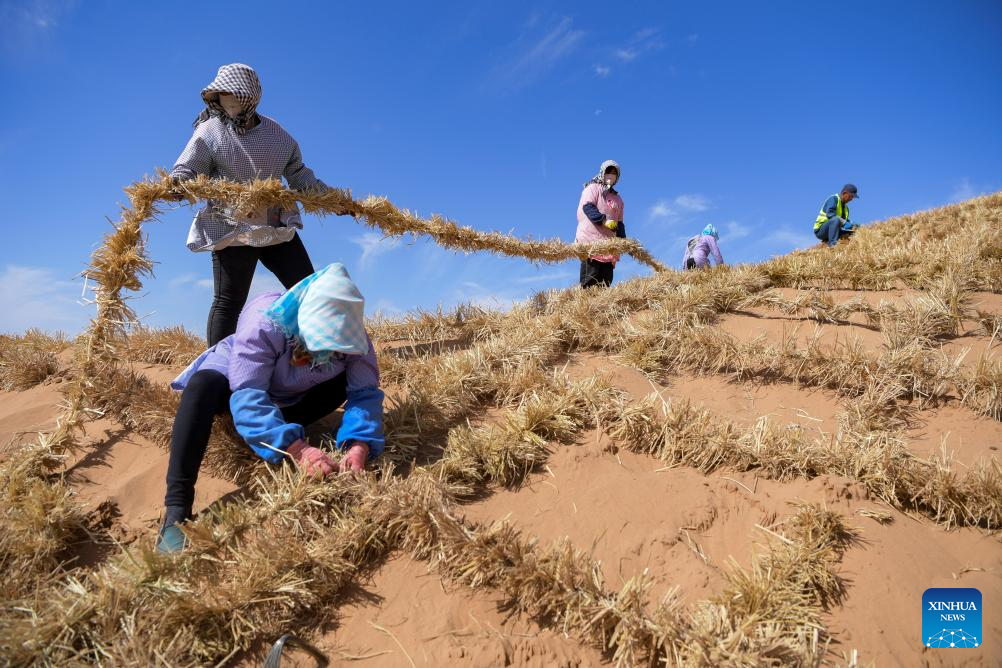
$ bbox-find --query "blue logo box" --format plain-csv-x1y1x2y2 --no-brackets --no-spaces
923,588,982,649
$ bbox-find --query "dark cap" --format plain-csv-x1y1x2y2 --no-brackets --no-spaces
841,183,859,197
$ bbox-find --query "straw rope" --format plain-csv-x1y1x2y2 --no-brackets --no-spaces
32,170,665,467
140,170,668,271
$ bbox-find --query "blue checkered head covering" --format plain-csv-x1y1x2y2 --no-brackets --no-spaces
265,263,369,364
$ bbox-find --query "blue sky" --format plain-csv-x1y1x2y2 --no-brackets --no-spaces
1,0,1000,335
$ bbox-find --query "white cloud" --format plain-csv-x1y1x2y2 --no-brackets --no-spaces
0,265,89,334
718,221,749,245
414,241,455,282
649,200,672,220
595,109,603,116
594,64,611,77
350,232,402,268
169,273,213,291
949,178,975,203
511,270,575,285
674,194,711,212
686,33,699,43
248,272,284,297
169,273,198,289
0,0,77,53
487,16,585,92
947,177,994,204
452,281,524,311
666,233,693,257
648,194,713,222
766,228,816,252
613,27,665,63
371,298,402,318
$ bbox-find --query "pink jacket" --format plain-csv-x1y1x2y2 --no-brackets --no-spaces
575,183,624,264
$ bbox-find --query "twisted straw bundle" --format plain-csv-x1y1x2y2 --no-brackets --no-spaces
135,170,668,271
27,170,665,468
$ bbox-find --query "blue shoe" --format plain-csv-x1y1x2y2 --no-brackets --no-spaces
156,505,191,553
156,523,188,553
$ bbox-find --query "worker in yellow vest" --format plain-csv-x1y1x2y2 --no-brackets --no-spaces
814,184,859,247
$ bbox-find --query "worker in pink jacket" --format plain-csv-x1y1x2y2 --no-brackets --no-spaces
575,160,625,288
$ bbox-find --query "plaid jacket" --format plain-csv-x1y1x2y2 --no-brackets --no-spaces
171,115,327,251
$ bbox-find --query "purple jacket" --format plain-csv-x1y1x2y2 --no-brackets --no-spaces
682,234,724,269
172,292,384,462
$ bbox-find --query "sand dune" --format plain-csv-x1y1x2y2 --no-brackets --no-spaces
3,194,1002,666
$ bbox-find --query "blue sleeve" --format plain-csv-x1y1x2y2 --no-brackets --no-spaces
226,305,305,464
822,195,839,221
229,388,305,464
336,386,386,458
582,202,606,225
335,336,385,458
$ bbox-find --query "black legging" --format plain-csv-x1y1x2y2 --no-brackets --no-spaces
207,234,314,346
579,258,614,288
163,369,348,514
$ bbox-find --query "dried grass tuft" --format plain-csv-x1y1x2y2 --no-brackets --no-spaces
124,325,205,366
0,329,68,391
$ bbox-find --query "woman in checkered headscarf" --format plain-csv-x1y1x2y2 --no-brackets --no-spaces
156,264,384,553
168,63,351,347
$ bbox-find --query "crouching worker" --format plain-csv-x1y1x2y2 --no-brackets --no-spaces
576,160,626,288
814,184,859,247
157,263,384,553
682,224,725,270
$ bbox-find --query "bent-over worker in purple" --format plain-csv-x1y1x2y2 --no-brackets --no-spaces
156,263,384,553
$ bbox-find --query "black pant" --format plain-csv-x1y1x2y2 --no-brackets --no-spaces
580,259,614,288
685,258,697,271
207,234,314,346
163,369,348,514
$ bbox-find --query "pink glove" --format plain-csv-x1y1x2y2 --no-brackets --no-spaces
287,439,338,477
340,442,370,475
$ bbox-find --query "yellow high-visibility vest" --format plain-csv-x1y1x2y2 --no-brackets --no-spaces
815,194,848,230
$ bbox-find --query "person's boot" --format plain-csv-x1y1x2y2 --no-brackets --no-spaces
156,505,191,554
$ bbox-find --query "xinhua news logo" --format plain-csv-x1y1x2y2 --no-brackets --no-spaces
923,588,982,649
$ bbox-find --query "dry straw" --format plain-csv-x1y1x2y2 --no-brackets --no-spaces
2,368,854,666
0,330,68,392
3,173,1000,665
146,171,668,271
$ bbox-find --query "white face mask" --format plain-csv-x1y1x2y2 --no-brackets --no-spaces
218,94,243,118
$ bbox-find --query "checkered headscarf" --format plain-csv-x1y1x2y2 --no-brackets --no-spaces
265,264,369,366
192,63,262,136
585,159,621,190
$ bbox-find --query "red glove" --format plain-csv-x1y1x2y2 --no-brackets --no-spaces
287,439,338,477
340,442,369,475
